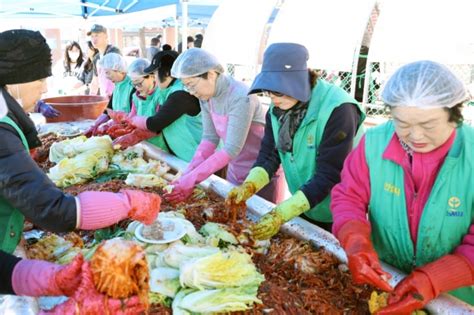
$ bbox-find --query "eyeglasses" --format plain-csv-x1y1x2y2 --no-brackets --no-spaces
259,90,284,98
183,77,202,93
132,75,150,87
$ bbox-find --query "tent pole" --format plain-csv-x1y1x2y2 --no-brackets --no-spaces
181,0,189,52
173,16,178,50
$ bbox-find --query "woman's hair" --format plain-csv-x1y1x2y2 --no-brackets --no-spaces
386,103,464,126
63,41,84,73
83,41,98,72
446,103,464,125
309,69,319,88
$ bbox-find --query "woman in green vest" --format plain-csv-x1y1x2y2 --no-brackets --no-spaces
225,43,365,239
331,60,474,312
0,30,157,311
84,52,135,136
111,58,171,152
114,50,202,162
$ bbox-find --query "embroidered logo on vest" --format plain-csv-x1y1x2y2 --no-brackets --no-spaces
447,196,463,217
384,182,400,196
307,135,315,148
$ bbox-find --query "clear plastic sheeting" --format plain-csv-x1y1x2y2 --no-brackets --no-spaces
267,0,376,71
370,0,474,64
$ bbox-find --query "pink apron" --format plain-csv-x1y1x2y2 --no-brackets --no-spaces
209,98,286,204
98,65,115,97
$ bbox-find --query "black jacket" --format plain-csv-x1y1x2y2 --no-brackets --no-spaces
0,90,77,229
0,124,77,232
0,92,77,294
0,250,21,294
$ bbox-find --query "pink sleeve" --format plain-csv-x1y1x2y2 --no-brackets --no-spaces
330,136,372,235
454,224,474,266
129,101,137,117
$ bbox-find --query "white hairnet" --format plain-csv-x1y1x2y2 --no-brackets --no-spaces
171,48,224,78
382,60,468,109
127,58,151,79
99,53,127,72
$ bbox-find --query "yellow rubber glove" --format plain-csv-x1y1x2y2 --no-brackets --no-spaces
226,167,270,205
251,190,310,240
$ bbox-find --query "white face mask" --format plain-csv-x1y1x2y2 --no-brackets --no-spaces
68,51,80,61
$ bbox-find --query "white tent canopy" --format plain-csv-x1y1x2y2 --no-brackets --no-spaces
370,0,474,64
267,0,376,71
202,0,276,65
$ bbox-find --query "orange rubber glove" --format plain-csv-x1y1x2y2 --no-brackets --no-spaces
337,220,393,292
123,189,162,225
377,254,474,314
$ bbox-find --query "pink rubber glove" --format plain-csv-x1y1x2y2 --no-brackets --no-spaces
78,190,161,229
112,128,157,149
129,115,149,130
84,113,110,137
12,254,84,297
95,118,116,135
183,140,217,175
41,260,146,315
165,150,232,203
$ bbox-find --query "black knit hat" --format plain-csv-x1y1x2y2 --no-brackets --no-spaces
0,29,52,86
145,50,179,82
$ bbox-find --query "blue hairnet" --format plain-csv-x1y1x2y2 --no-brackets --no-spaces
382,60,468,109
99,53,127,72
128,58,151,79
171,48,224,78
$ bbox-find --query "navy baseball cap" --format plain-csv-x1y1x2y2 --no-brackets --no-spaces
250,43,311,102
87,24,107,36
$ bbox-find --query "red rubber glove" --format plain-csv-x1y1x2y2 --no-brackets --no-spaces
41,260,146,315
13,254,84,297
29,148,40,162
112,128,156,149
337,220,393,292
377,254,474,315
106,109,129,122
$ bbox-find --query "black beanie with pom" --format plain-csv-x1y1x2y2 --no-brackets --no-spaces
0,29,52,86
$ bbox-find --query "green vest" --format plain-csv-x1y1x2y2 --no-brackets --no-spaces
365,121,474,304
0,116,28,253
156,80,202,162
270,79,365,222
112,76,134,113
133,87,169,152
